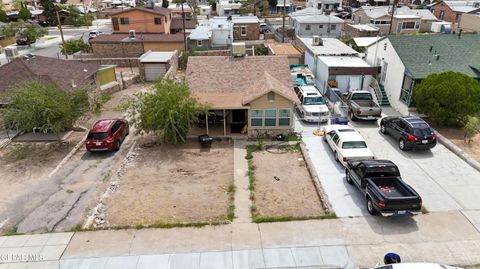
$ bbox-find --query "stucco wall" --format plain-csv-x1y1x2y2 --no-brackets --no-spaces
460,13,480,32
144,42,185,51
112,10,172,33
92,42,144,58
295,22,343,38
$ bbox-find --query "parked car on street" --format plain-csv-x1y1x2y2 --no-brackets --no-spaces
85,119,129,152
294,86,330,123
16,37,36,46
89,30,103,39
380,116,437,151
259,23,269,33
323,125,375,166
345,159,422,216
343,91,382,121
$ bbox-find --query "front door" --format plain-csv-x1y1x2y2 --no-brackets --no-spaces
231,109,247,133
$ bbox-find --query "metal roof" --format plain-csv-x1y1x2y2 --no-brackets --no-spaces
297,37,359,56
139,51,176,63
189,25,212,40
293,14,344,24
231,16,259,24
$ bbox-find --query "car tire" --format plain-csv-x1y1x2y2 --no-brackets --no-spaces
399,139,407,151
126,128,130,136
335,152,340,162
380,124,387,134
349,111,357,121
114,140,120,151
345,170,353,185
367,197,378,215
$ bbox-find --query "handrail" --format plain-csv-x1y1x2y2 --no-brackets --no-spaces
370,78,383,105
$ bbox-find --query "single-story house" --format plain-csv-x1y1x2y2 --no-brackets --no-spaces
186,55,299,137
267,43,302,65
343,24,380,38
188,25,213,50
289,8,344,38
0,55,116,96
170,17,198,34
90,33,186,58
139,50,177,82
364,34,480,115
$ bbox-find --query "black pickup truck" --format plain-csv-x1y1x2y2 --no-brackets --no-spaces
345,160,422,216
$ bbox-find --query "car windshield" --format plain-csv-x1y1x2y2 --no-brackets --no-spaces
351,93,372,101
87,132,109,140
303,96,325,105
342,141,367,149
412,123,433,137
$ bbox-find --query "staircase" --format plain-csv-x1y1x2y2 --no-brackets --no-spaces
370,79,390,107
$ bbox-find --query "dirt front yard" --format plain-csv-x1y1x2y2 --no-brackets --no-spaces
104,138,234,227
250,145,325,221
430,124,480,162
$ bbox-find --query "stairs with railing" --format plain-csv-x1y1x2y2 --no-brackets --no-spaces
370,79,390,107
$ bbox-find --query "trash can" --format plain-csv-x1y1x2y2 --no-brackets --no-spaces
198,134,213,147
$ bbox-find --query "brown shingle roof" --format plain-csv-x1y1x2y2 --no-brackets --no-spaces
90,33,185,43
170,18,197,30
242,72,299,105
0,56,100,94
110,6,171,16
186,56,296,108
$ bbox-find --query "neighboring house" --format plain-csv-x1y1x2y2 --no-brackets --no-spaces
267,43,302,65
306,0,342,12
275,0,293,13
110,6,172,34
429,0,480,24
344,24,380,38
0,55,115,94
167,3,194,17
90,33,185,57
170,17,198,33
198,4,212,16
411,9,440,32
231,16,260,41
459,13,480,33
210,16,233,47
352,6,424,34
216,0,241,16
139,50,177,82
364,34,480,115
295,36,380,95
289,8,344,38
102,0,135,9
188,25,212,50
186,55,299,137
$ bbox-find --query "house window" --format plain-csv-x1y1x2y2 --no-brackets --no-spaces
455,13,461,21
402,21,416,29
305,24,311,30
251,110,263,127
381,62,388,84
267,92,275,102
197,40,203,47
154,17,162,24
439,10,445,20
399,74,414,106
330,24,336,30
241,26,247,36
264,109,277,127
278,109,291,126
319,24,323,28
120,17,129,24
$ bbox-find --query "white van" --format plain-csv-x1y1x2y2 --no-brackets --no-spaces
294,86,330,123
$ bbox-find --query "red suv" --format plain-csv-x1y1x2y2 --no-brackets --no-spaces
85,119,129,152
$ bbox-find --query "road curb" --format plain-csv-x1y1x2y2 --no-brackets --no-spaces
299,142,334,214
434,130,480,173
48,126,89,178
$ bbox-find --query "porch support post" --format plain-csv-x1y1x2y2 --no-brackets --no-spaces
223,109,226,136
206,113,209,135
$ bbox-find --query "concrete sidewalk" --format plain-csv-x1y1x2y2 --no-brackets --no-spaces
1,211,480,268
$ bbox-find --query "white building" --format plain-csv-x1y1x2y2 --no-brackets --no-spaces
306,0,342,13
210,17,234,47
216,0,242,16
289,8,344,37
296,36,380,96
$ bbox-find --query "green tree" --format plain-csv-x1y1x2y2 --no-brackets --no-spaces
123,79,207,144
412,72,480,125
40,0,57,26
0,81,91,138
18,6,32,20
0,9,8,22
0,20,48,46
208,0,216,10
241,0,268,16
64,5,93,26
11,0,24,10
463,116,480,143
60,38,90,55
162,0,169,8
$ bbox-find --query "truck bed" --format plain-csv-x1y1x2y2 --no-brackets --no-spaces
369,177,417,198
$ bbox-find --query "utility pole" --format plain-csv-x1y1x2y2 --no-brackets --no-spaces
181,1,187,51
56,10,68,59
388,0,397,34
281,0,286,42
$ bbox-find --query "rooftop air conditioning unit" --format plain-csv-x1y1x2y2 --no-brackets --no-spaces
232,42,246,57
129,30,136,39
5,47,19,59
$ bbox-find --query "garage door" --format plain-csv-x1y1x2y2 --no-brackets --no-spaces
144,63,167,82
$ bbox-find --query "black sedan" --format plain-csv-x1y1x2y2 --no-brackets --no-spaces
380,116,437,151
